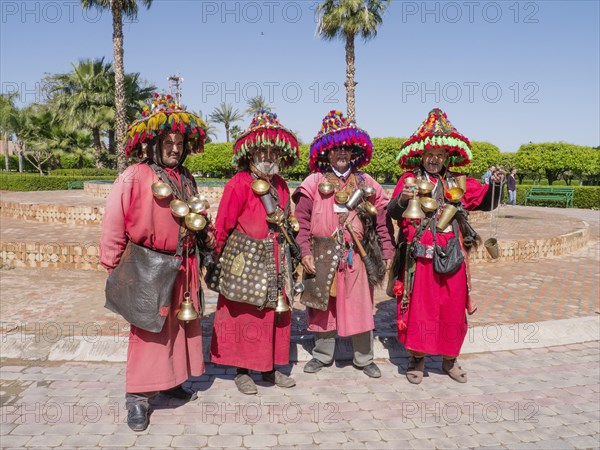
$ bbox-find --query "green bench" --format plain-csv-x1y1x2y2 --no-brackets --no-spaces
524,186,574,208
67,180,85,190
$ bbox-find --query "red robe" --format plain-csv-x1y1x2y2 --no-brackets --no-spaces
210,171,291,372
100,163,204,393
392,171,493,357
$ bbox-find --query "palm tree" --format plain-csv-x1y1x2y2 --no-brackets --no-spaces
81,0,153,173
229,125,242,141
209,102,244,143
245,95,273,116
0,93,18,171
316,0,390,122
48,58,113,161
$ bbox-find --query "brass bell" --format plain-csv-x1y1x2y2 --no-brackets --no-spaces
417,180,435,196
275,291,290,313
151,181,172,199
251,179,270,196
318,182,334,195
419,197,439,213
170,199,190,218
188,196,207,214
437,204,458,230
362,201,378,216
177,292,199,322
402,194,426,219
454,175,467,192
334,190,349,205
289,214,300,233
184,212,207,231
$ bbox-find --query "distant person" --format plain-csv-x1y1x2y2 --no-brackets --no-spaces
507,168,517,206
482,165,496,184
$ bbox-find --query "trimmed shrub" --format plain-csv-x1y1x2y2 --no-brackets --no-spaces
51,168,117,177
0,173,115,191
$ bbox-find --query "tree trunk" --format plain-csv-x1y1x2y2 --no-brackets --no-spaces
3,131,9,171
345,31,356,123
108,129,115,154
92,127,103,168
225,125,230,143
111,0,127,174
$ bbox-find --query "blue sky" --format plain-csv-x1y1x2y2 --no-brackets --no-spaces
2,0,599,152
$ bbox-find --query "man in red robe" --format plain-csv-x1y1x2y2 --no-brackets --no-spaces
101,95,214,431
293,111,395,379
209,111,300,395
388,108,504,384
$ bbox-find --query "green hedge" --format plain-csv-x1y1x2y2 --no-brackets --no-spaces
516,185,599,209
0,155,47,173
0,173,115,191
51,168,117,177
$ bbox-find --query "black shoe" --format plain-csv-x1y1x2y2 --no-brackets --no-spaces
127,404,149,432
162,385,198,401
303,358,328,373
357,362,381,378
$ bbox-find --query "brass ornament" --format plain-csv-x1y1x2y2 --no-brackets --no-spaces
177,292,199,322
151,181,172,199
275,291,290,313
404,177,417,188
454,175,467,192
437,204,458,230
419,197,439,213
318,182,334,195
170,199,190,218
416,180,435,196
334,190,349,205
446,187,465,202
402,194,426,219
251,179,270,196
188,196,208,214
362,184,376,197
289,214,300,233
184,212,207,231
362,201,378,216
484,238,500,259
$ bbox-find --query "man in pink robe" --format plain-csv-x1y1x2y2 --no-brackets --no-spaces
101,96,213,431
210,111,300,395
293,111,395,378
387,108,504,384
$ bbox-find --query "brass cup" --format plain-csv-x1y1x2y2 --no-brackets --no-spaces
184,212,207,231
289,214,300,233
404,177,417,188
362,201,378,216
334,190,349,205
151,181,172,199
419,197,439,213
170,199,190,218
251,179,270,196
362,184,376,197
484,238,500,259
455,175,467,192
446,187,465,202
436,204,457,230
188,196,207,214
417,180,435,196
318,182,334,195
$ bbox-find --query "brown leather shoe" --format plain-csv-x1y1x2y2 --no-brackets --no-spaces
406,356,425,384
262,370,296,388
443,358,467,383
234,374,258,395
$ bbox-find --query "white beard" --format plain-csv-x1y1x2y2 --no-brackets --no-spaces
254,161,280,176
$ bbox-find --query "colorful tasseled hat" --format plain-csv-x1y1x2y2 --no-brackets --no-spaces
233,110,299,167
309,111,373,172
124,93,207,157
397,108,472,169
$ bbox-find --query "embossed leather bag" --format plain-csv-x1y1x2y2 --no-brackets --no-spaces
105,241,182,333
206,229,277,308
300,236,342,311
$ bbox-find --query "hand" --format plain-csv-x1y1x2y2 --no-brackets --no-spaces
301,255,316,274
399,186,415,205
204,231,216,250
384,259,392,271
491,170,505,184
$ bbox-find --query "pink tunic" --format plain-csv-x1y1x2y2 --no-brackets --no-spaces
100,163,204,393
294,172,394,337
210,171,292,372
392,172,491,357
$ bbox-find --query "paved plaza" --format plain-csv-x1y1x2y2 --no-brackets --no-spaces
1,190,599,449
